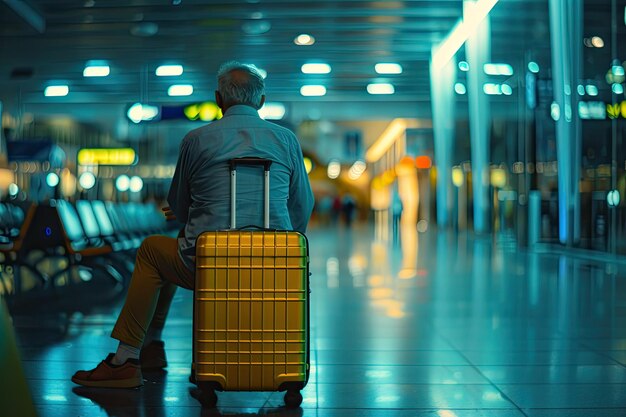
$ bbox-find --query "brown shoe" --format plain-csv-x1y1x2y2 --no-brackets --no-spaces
71,354,143,388
140,340,167,370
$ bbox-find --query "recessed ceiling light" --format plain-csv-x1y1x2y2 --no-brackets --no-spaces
129,176,143,193
367,83,395,95
79,172,96,190
295,34,315,46
300,85,327,96
83,65,110,77
116,175,130,192
44,85,69,97
301,63,331,74
591,36,604,48
458,61,470,72
586,85,599,96
375,63,402,74
528,61,540,73
156,65,183,76
46,172,60,187
168,84,193,96
483,83,503,95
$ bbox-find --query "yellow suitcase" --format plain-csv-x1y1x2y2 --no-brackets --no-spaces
192,158,310,408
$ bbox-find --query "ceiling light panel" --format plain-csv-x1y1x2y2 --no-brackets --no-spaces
301,63,331,74
44,85,69,97
168,84,193,96
375,63,402,74
83,65,110,77
367,83,395,95
300,85,327,96
156,65,183,76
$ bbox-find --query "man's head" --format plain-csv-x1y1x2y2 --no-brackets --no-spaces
215,61,266,112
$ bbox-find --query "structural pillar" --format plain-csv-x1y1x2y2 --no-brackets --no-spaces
429,52,457,227
549,0,583,245
465,0,492,234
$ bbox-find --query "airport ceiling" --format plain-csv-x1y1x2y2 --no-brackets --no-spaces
0,0,615,123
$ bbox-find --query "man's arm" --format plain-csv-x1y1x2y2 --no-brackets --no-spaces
288,137,315,234
167,137,195,224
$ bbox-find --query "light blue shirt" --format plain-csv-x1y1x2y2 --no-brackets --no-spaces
167,104,315,270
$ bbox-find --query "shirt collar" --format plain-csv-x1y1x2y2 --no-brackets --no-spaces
223,104,260,117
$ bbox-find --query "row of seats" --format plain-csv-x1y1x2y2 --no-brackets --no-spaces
0,202,26,244
0,199,177,300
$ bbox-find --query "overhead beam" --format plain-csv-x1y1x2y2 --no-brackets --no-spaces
2,0,45,33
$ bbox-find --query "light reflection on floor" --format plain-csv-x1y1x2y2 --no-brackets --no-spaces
10,222,626,417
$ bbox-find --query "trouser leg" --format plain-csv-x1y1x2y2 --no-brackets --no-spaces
149,281,179,330
111,235,194,348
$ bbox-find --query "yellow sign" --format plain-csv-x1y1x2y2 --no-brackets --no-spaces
184,102,223,121
606,100,626,119
78,148,137,166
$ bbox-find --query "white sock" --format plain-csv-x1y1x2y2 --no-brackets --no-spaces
143,327,163,347
112,342,140,365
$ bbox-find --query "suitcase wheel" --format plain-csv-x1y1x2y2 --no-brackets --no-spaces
197,383,218,408
284,389,303,408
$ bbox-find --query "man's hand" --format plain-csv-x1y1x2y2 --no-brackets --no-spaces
161,206,177,221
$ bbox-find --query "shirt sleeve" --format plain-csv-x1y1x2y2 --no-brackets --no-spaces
287,135,315,233
167,136,195,223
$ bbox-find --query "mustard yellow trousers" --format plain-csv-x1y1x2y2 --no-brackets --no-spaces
111,235,194,348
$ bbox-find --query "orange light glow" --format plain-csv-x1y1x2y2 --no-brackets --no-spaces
368,275,385,287
415,155,432,169
387,308,406,319
369,288,393,299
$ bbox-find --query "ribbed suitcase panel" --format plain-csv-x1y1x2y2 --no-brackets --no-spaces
195,230,308,391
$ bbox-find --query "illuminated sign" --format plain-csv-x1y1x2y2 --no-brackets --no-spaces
78,148,137,166
578,101,607,120
605,101,626,119
127,103,159,124
126,101,223,123
575,101,626,120
183,102,223,122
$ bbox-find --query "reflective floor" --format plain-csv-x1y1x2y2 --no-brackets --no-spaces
10,223,626,416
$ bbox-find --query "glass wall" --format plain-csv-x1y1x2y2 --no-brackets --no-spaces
428,0,626,256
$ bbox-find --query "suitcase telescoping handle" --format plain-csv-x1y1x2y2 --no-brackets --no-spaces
229,158,273,230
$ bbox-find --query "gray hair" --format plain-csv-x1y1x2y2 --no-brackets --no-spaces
217,61,265,109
